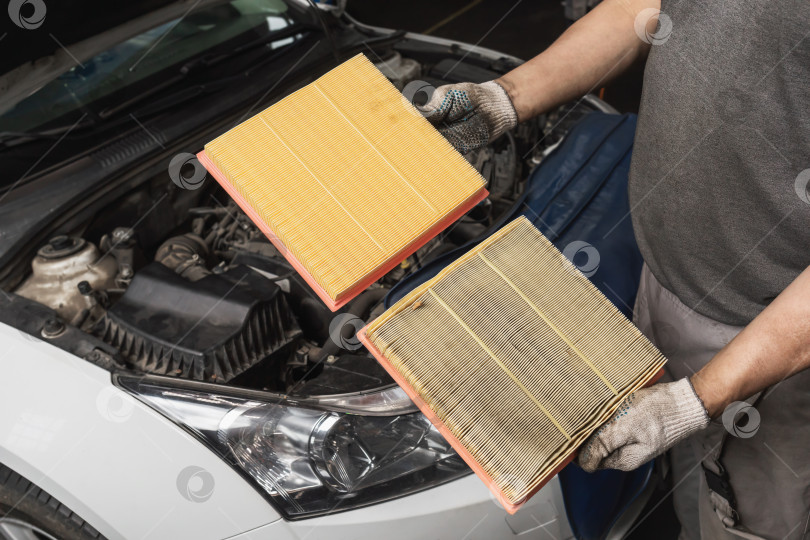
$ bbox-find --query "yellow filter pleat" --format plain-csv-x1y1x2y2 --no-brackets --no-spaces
365,217,666,505
203,54,486,304
476,252,618,395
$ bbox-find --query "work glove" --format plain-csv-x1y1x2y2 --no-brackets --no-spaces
418,81,518,154
578,378,710,472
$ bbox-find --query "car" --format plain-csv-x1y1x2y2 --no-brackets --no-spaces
0,1,654,539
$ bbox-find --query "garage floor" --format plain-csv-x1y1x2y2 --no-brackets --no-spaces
348,2,677,539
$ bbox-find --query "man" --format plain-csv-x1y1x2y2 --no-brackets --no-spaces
419,1,810,538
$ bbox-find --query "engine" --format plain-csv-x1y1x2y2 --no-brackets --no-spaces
13,194,400,392
95,263,301,382
11,52,586,394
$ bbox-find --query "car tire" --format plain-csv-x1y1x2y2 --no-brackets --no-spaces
0,463,105,540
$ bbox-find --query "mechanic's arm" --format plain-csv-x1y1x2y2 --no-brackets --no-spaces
421,0,661,152
579,265,810,472
692,265,810,417
497,0,659,120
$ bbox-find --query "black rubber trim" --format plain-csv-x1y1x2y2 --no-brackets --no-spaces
0,462,107,539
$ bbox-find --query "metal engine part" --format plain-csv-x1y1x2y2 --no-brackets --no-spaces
99,227,137,287
94,263,301,382
372,51,421,89
155,233,211,282
15,236,117,323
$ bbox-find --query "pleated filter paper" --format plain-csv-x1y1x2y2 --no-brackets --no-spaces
359,217,666,513
198,53,488,310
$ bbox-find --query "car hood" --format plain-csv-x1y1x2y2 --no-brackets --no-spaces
0,0,231,113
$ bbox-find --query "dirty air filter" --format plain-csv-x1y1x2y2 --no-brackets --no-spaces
358,217,666,513
95,263,301,382
197,53,488,311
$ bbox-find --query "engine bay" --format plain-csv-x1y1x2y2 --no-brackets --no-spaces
8,51,601,397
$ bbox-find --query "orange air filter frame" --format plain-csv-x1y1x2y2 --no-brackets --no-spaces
197,54,488,311
358,217,666,513
198,150,485,311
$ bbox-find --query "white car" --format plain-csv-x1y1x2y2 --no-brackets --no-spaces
0,1,653,539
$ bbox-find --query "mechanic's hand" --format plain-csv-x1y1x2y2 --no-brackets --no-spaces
578,378,710,472
418,81,517,154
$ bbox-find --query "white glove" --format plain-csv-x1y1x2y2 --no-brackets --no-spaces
578,378,710,472
418,81,518,154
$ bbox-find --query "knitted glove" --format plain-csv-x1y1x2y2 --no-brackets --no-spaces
418,81,518,154
578,378,710,472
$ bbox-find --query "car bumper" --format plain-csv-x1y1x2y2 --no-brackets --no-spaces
230,474,573,540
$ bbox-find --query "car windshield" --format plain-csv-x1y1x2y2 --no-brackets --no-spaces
0,0,302,133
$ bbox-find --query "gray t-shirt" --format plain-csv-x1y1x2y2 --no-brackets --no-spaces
628,0,810,326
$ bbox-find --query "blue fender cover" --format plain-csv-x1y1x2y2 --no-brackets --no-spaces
386,112,642,314
385,112,654,539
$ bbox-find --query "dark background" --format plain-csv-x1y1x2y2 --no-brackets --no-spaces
348,0,646,113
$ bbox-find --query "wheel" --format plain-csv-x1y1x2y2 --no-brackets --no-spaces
0,463,104,540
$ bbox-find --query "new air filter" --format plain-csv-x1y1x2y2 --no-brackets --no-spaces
358,217,666,513
198,54,488,310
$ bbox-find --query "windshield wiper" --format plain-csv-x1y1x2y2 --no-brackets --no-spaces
180,24,306,75
97,26,308,120
0,117,97,147
1,26,314,147
126,78,238,118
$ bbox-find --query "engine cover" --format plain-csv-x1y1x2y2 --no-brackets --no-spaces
95,263,301,382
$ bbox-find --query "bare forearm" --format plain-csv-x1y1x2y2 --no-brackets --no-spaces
496,0,660,121
692,265,810,417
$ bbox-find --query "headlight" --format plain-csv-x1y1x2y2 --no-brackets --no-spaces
118,376,469,518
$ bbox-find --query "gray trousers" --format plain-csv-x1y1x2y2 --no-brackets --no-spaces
633,265,810,540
